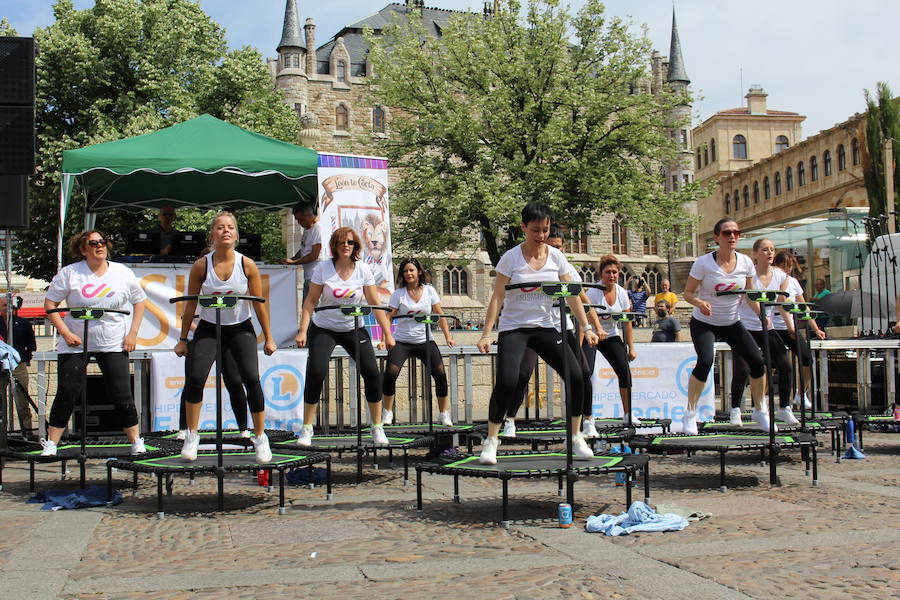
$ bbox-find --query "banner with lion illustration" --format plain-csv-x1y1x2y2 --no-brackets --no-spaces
316,153,394,303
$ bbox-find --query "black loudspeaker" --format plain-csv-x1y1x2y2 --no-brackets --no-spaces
0,37,35,175
72,374,136,437
0,175,28,229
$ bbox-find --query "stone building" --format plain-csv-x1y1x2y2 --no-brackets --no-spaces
270,1,697,321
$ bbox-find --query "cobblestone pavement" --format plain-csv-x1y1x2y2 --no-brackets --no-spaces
1,431,898,599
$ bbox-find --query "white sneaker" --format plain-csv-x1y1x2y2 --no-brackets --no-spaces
794,393,812,410
382,409,394,425
565,432,594,460
296,424,314,447
40,438,57,457
501,419,516,438
239,430,253,439
438,411,453,426
624,413,642,426
175,429,187,441
582,418,599,438
371,424,389,447
181,430,200,461
479,436,499,465
776,406,800,425
752,409,778,432
729,408,743,426
252,432,272,464
130,437,147,455
681,410,698,435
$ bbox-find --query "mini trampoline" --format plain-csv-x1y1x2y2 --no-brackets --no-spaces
853,413,900,448
0,437,175,493
273,433,432,485
700,420,845,455
498,426,634,452
106,449,331,517
550,418,671,433
415,450,650,527
631,432,817,492
147,429,295,445
714,410,848,422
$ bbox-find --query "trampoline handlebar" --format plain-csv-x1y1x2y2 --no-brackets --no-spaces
169,294,265,304
504,281,606,291
47,307,131,316
314,305,392,312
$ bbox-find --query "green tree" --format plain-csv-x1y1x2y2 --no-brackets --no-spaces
861,82,900,221
15,0,297,280
0,17,18,36
367,0,698,265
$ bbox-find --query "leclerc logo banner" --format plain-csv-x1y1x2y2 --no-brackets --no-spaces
590,342,714,431
150,350,308,433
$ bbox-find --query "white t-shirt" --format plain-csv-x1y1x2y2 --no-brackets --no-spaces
771,274,804,330
739,268,787,331
688,251,756,326
46,261,147,353
555,267,580,333
496,245,574,332
389,284,441,344
300,224,322,282
198,251,252,326
312,261,376,332
587,283,631,338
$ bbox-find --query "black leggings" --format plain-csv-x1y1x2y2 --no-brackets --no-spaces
583,335,632,390
690,318,764,383
182,319,265,414
382,340,448,396
778,328,812,367
305,323,381,405
49,351,138,429
179,339,250,430
489,327,585,424
732,329,792,408
502,332,592,419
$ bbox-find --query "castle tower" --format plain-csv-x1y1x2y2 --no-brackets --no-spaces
274,0,309,118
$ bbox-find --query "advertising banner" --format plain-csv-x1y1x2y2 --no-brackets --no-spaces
149,349,308,433
591,342,714,430
130,265,298,349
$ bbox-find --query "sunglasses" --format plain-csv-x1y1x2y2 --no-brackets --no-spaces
87,239,108,247
337,240,358,247
719,230,741,237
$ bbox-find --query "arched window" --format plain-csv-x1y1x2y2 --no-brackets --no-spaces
336,60,347,82
733,189,740,211
703,146,709,166
733,135,748,159
810,156,818,181
753,181,760,204
725,193,731,214
797,161,806,186
823,150,832,176
579,265,597,283
743,185,749,208
696,148,702,169
786,167,794,191
335,104,349,131
612,217,628,255
643,226,658,255
763,176,771,200
710,138,717,161
643,267,662,292
617,266,632,288
775,172,782,195
442,265,469,295
837,144,846,171
776,135,790,152
372,106,385,133
851,138,860,165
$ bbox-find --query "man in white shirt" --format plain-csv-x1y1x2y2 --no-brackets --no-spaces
280,203,322,299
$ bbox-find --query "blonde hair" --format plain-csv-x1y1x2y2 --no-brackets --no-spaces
207,211,239,249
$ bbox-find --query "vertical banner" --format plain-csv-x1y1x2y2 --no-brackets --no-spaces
591,342,714,431
131,265,297,349
150,349,308,433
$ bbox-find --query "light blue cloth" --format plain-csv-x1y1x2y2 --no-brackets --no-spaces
0,341,20,371
585,501,688,536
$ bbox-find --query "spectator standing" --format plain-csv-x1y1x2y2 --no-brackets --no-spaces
653,279,678,315
650,300,681,342
153,205,179,256
626,275,651,326
0,295,37,434
812,278,831,329
280,203,322,299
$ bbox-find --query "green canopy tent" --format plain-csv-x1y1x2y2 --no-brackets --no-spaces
58,114,318,265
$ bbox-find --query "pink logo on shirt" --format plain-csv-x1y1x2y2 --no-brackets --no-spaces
81,283,116,298
714,282,741,292
519,286,540,293
333,289,356,298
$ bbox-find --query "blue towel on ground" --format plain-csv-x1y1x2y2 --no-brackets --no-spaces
28,485,122,511
585,501,688,536
286,467,328,486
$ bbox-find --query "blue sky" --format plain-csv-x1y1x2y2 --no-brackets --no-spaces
3,1,897,137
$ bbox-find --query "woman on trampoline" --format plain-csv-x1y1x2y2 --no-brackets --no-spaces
174,211,275,464
295,227,395,447
732,239,796,425
477,203,599,465
772,250,826,408
41,230,148,456
381,258,455,426
584,255,639,426
682,218,769,434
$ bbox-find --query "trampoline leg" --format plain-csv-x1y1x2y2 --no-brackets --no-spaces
307,464,314,490
557,472,563,497
453,474,460,504
403,450,409,487
372,447,378,470
803,445,811,477
759,448,766,467
719,453,727,493
166,473,174,496
79,456,86,490
29,461,35,493
326,457,333,501
415,468,423,516
156,473,165,519
189,471,196,486
61,459,67,480
643,462,651,505
0,458,3,492
217,471,224,512
267,468,274,494
500,478,510,529
278,469,286,515
106,462,114,505
625,471,632,509
132,471,138,496
812,443,819,487
388,447,394,468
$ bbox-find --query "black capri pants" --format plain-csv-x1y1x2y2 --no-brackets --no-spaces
731,329,792,408
179,336,251,430
382,340,448,397
489,327,585,424
183,319,265,414
777,328,812,367
582,335,633,390
49,351,138,429
305,322,381,405
690,317,764,383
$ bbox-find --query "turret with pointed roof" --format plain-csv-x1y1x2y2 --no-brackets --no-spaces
278,0,305,51
666,9,689,84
